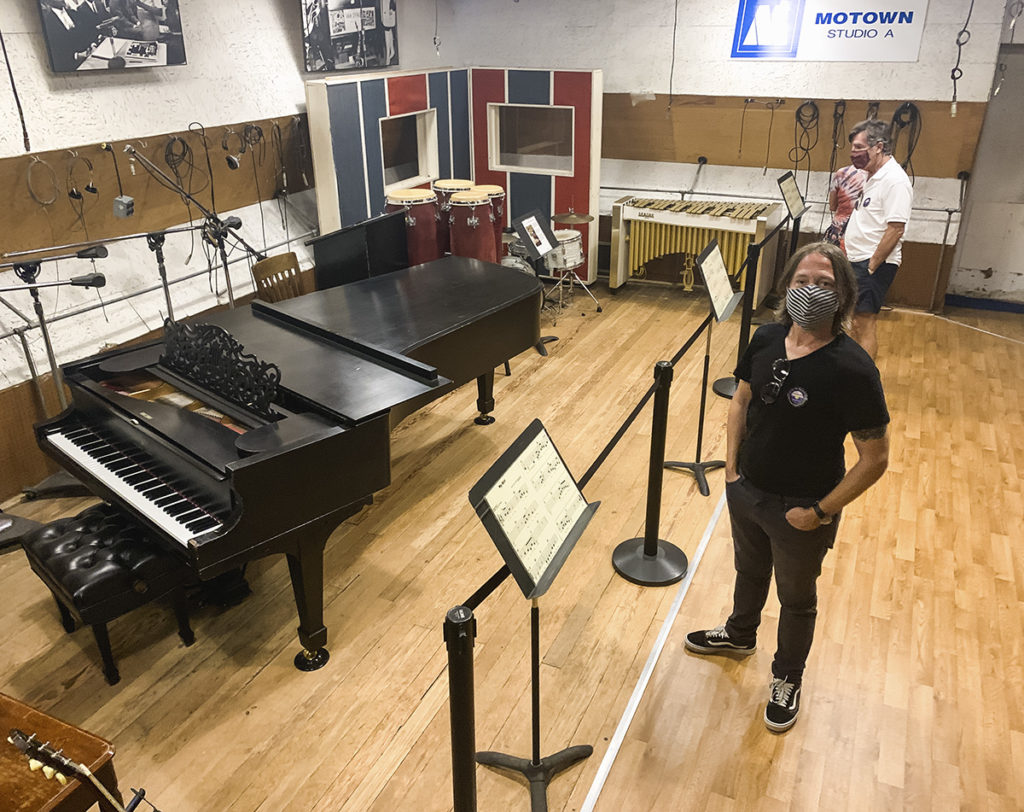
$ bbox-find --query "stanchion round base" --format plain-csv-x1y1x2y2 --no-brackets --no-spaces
712,376,737,399
474,414,496,426
294,647,330,671
612,538,688,586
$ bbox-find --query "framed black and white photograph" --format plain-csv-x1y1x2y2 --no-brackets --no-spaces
38,0,186,73
302,0,398,73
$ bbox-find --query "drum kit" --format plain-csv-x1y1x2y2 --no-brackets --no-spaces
384,182,601,316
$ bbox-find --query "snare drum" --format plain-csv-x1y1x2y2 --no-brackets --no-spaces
508,237,530,260
544,229,585,273
500,255,535,276
385,188,441,267
469,184,505,259
432,178,474,254
449,190,497,263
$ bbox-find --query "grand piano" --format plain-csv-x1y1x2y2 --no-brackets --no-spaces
35,256,543,670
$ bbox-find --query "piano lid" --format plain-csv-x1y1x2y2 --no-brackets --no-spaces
259,256,543,357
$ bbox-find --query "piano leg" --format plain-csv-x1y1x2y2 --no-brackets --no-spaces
286,531,331,671
474,369,496,425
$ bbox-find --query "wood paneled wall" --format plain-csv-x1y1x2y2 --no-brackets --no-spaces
602,94,985,178
0,115,312,258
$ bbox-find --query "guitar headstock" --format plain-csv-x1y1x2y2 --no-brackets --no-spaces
7,728,83,785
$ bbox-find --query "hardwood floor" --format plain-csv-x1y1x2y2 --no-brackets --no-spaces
1,285,1021,811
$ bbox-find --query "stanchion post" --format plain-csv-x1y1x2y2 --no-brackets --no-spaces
611,360,689,586
444,605,478,812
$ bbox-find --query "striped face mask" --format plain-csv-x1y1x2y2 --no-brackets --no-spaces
786,285,838,328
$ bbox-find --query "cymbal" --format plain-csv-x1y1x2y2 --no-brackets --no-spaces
553,211,594,224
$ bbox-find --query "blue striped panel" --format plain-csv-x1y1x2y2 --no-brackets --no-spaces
428,72,452,179
508,70,550,105
361,78,387,217
509,173,552,227
328,82,368,225
449,70,471,180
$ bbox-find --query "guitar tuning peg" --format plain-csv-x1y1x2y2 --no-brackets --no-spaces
42,765,56,780
55,771,68,786
29,758,43,771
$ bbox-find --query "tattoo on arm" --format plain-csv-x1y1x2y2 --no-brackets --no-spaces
852,425,887,441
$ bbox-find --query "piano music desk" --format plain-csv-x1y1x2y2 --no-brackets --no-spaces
0,692,122,812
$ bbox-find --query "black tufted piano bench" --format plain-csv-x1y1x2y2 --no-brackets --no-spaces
21,503,196,685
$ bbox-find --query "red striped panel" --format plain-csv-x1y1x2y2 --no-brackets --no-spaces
553,71,592,260
387,74,428,115
470,69,506,189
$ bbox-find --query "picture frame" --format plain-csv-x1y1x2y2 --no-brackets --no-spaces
301,0,399,73
38,0,187,73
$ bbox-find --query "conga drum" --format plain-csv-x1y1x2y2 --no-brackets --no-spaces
385,188,441,266
431,178,473,254
449,189,497,263
468,184,505,259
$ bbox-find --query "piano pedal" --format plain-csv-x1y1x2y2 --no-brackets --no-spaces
197,568,252,608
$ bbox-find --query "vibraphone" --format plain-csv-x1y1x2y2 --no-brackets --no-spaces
610,196,784,303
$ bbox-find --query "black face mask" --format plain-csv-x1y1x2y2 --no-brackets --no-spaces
787,285,838,328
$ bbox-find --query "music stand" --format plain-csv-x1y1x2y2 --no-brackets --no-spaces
512,210,560,351
469,419,599,812
664,240,743,496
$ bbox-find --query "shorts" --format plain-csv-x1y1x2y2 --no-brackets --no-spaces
852,259,898,314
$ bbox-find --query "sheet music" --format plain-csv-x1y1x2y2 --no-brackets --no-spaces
482,430,587,584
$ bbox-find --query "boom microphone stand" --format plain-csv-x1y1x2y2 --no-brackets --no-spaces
0,247,109,412
122,144,267,309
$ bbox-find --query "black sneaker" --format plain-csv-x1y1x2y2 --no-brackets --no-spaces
684,625,755,656
764,678,801,732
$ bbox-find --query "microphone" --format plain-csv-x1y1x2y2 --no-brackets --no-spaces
70,273,106,288
76,245,109,259
222,216,242,230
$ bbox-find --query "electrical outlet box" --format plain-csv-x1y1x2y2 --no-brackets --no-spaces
113,195,135,218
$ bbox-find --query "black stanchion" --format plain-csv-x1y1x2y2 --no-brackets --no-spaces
611,360,689,586
664,306,724,496
444,605,478,812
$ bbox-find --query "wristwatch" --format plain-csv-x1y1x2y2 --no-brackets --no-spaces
811,501,833,525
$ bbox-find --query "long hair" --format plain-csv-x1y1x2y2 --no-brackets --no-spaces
774,241,858,335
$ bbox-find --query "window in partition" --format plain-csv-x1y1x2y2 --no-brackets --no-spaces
488,104,574,176
380,109,438,192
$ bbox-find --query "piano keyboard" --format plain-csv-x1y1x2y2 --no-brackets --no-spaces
45,423,226,546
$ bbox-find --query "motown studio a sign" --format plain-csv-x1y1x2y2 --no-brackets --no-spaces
731,0,928,61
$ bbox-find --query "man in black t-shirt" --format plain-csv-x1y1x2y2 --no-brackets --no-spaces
686,241,889,733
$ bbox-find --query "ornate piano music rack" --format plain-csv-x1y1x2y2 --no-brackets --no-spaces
159,318,281,420
609,196,784,306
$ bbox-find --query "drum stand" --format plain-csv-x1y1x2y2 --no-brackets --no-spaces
545,265,602,316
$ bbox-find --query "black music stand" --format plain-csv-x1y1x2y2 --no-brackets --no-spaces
512,210,560,352
469,419,599,812
665,240,742,496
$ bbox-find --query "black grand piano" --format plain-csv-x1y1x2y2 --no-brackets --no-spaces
35,256,542,669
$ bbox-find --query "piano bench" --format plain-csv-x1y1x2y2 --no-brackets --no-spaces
21,503,196,686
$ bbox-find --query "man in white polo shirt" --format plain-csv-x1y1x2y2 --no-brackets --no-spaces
843,119,913,359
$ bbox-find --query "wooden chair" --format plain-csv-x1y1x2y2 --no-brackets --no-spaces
251,252,311,302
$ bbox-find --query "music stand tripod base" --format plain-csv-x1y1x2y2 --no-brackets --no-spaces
612,538,688,586
477,744,593,812
664,458,725,498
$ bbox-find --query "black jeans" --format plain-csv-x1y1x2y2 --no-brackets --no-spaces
723,476,838,684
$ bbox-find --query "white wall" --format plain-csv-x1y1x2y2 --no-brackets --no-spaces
433,0,1006,101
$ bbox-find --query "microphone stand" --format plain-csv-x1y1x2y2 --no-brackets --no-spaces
0,253,107,504
0,249,108,412
123,145,268,310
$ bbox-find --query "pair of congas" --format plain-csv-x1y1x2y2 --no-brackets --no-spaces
385,180,507,266
434,179,505,264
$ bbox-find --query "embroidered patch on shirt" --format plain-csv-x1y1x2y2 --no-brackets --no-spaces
787,387,808,407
